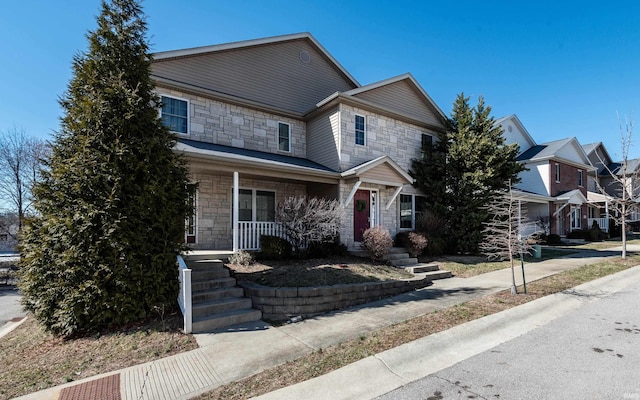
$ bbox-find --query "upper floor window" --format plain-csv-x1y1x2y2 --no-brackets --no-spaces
554,163,560,183
161,96,188,134
421,134,433,153
355,114,366,146
278,122,291,152
578,170,583,187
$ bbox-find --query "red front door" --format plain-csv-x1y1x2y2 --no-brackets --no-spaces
354,189,370,242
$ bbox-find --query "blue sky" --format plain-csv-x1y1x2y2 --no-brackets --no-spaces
1,0,639,160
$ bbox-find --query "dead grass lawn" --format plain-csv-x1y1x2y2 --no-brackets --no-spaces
0,311,198,400
195,255,640,400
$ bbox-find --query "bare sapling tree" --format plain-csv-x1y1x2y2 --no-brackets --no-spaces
276,196,344,257
481,184,534,294
595,114,637,259
0,127,48,231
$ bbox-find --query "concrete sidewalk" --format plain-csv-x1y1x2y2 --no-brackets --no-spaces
15,248,628,400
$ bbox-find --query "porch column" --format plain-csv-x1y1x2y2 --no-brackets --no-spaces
233,171,239,252
605,200,610,232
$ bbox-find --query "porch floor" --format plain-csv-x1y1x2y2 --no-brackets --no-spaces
182,249,234,261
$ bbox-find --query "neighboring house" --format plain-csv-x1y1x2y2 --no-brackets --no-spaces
150,33,446,251
498,115,596,236
0,223,18,252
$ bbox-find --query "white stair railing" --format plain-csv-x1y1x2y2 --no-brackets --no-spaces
177,254,192,334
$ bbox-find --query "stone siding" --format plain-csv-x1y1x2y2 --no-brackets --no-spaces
156,88,306,158
189,173,307,249
240,277,433,322
338,105,437,172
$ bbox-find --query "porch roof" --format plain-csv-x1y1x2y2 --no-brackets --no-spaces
555,189,588,205
587,190,614,203
511,189,554,204
340,156,414,187
175,138,340,183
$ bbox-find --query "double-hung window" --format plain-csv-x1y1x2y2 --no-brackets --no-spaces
235,189,276,222
278,122,291,152
355,115,366,146
421,134,433,153
160,96,188,134
578,170,583,187
400,194,427,229
554,163,561,182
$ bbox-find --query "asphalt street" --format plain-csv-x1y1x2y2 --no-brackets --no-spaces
0,287,23,327
376,278,640,400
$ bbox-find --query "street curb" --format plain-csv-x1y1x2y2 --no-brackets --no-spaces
254,264,640,400
0,316,27,339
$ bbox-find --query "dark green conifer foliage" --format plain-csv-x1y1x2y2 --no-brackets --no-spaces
18,0,191,336
411,94,524,254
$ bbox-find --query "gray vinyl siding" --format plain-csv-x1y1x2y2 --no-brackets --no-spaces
152,39,356,115
351,80,443,128
307,107,340,171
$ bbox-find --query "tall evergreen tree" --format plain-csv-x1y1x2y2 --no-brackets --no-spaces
411,94,524,254
19,0,191,336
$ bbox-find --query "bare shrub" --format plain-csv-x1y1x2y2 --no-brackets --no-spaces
407,232,428,257
416,210,447,238
362,226,393,262
228,250,253,266
276,197,343,257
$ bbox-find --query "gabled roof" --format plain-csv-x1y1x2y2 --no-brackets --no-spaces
343,73,447,122
495,114,537,151
610,158,640,176
341,156,414,186
152,33,359,116
154,32,359,87
555,189,588,205
516,137,594,170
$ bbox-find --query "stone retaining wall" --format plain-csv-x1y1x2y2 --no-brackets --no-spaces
239,278,433,322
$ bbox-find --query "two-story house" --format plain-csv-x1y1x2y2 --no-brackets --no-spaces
498,115,596,236
150,33,446,251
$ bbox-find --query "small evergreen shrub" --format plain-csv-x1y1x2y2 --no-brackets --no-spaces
407,232,429,257
547,233,562,245
259,235,292,260
567,230,591,241
306,236,348,258
424,236,446,257
228,250,254,266
362,226,393,262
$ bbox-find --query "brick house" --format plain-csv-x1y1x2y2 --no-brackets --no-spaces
151,33,446,250
498,115,596,236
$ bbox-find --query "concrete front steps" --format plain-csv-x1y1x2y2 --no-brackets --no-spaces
348,246,452,282
184,255,261,333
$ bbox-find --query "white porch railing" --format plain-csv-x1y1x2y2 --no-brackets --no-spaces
177,255,192,334
238,221,285,250
518,221,547,238
588,218,609,232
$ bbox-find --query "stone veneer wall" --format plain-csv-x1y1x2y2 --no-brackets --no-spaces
339,182,400,246
157,88,306,158
338,104,437,172
190,173,307,249
239,277,433,322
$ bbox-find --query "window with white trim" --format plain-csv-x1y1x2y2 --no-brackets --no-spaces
399,194,427,229
570,206,581,230
234,189,276,222
578,170,583,187
355,114,366,146
278,122,291,152
160,96,188,134
554,163,560,182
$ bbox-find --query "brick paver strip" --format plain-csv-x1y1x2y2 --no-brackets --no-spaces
59,373,121,400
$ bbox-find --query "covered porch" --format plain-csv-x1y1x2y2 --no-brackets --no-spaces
175,139,340,251
587,191,612,232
